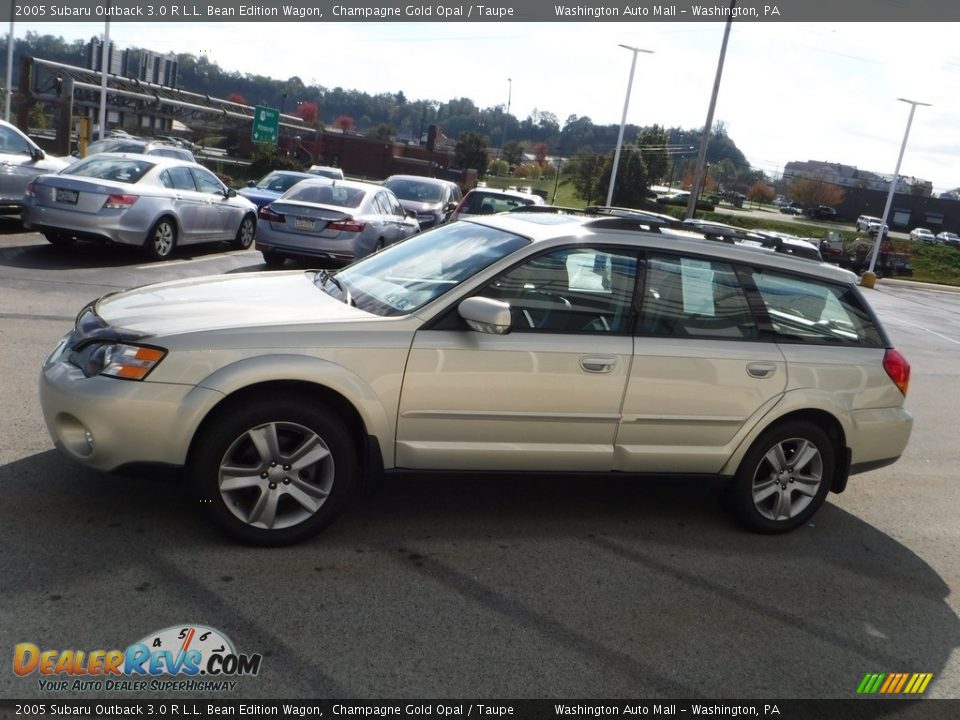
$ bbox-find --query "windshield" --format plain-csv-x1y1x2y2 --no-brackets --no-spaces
337,222,529,316
383,178,444,202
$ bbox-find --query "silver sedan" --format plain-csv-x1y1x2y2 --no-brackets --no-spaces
21,153,258,260
255,178,420,267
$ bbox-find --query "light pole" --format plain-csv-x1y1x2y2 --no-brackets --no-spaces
498,77,512,164
606,44,653,208
864,98,931,282
5,20,13,122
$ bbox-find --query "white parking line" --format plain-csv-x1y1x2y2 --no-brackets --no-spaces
883,316,960,345
135,250,260,270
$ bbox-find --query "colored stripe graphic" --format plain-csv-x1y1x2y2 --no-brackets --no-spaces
857,672,933,694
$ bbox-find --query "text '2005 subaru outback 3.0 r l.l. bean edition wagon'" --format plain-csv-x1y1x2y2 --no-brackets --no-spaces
39,213,913,545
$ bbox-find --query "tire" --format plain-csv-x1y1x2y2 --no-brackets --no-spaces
233,214,256,249
262,250,286,268
190,395,358,546
44,232,75,247
143,217,177,260
724,421,834,533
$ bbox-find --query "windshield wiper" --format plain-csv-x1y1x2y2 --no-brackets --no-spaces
314,270,354,306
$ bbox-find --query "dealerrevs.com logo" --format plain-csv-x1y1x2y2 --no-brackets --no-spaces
13,625,262,692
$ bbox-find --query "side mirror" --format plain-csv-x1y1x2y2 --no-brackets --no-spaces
30,147,45,161
246,180,256,187
405,208,417,219
458,297,511,335
226,188,237,198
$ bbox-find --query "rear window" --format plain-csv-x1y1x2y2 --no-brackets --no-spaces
751,270,884,346
383,178,445,202
464,191,535,215
64,157,155,184
284,183,365,208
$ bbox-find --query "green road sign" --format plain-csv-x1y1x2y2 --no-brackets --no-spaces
252,105,279,144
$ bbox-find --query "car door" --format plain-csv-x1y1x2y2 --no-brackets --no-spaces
0,125,42,205
191,167,236,239
614,252,787,474
396,245,639,472
158,165,209,245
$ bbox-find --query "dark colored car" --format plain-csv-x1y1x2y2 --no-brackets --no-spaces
779,204,803,215
381,175,463,230
237,170,316,209
806,205,838,220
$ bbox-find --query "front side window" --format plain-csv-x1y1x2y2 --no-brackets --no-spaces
639,254,757,339
192,168,226,194
0,126,33,155
750,270,883,345
482,247,638,333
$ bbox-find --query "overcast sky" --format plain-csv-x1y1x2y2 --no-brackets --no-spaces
11,20,960,192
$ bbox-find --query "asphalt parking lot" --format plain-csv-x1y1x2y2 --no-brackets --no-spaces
1,223,958,703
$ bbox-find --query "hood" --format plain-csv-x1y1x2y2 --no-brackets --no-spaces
96,271,370,337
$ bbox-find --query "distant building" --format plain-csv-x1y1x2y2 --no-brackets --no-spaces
783,160,933,197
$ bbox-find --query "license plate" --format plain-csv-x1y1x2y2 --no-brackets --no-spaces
294,217,314,231
55,189,78,204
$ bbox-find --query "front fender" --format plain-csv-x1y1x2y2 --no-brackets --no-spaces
192,353,398,467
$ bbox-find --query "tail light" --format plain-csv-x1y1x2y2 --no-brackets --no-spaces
327,218,365,233
103,194,138,209
25,182,36,198
258,206,285,223
883,348,910,396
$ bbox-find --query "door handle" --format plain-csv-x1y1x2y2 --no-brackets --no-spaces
746,362,777,378
580,356,617,373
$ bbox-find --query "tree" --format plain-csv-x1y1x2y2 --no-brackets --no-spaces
789,175,845,207
568,149,607,205
502,141,524,167
335,115,354,133
297,101,319,124
371,123,395,141
227,93,248,106
532,142,549,169
746,183,776,207
455,132,489,175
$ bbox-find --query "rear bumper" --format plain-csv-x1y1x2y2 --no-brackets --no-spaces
22,204,146,246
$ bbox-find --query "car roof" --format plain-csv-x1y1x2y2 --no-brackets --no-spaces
465,213,856,284
384,174,456,186
72,152,200,168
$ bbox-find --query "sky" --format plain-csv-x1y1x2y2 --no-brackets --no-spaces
10,20,960,192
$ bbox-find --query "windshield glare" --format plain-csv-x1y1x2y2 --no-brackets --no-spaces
337,223,529,316
384,179,444,203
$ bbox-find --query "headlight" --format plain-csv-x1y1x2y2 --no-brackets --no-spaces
72,342,167,380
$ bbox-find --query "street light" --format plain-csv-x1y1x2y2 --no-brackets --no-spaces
498,77,512,163
865,98,931,280
606,44,654,208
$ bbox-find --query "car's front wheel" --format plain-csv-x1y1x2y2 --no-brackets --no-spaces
233,214,256,249
144,217,177,260
724,421,834,533
190,395,358,545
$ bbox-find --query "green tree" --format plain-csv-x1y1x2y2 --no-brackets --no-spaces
501,141,525,167
568,149,607,205
455,132,489,175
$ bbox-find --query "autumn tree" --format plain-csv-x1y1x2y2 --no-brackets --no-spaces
227,93,248,105
746,183,776,206
532,142,549,169
297,101,319,124
788,175,845,208
335,115,354,133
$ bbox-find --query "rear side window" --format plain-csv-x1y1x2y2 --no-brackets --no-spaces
751,270,884,346
638,254,757,339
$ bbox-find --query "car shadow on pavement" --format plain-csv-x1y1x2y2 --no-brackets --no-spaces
2,451,957,700
0,238,248,271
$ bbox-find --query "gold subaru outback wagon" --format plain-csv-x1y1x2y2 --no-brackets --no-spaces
39,213,913,544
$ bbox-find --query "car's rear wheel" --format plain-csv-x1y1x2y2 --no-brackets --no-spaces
44,232,75,247
233,214,256,249
144,217,177,260
724,421,834,533
262,250,286,268
190,396,358,545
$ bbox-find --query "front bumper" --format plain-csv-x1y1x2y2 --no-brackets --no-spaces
40,349,223,473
